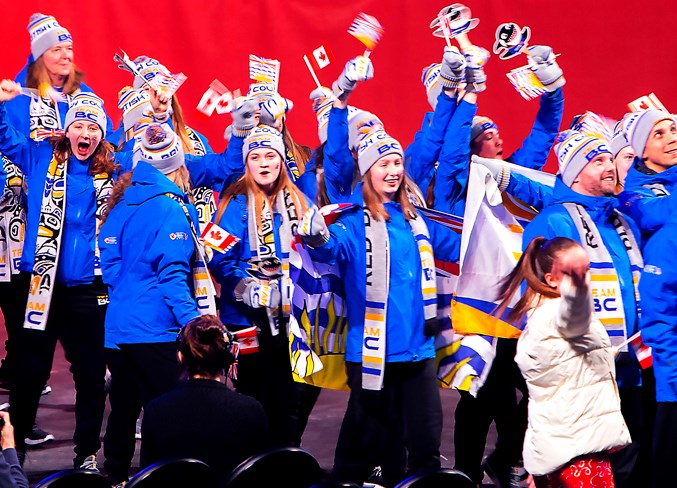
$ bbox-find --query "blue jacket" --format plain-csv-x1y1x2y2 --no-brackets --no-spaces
0,102,134,286
308,203,461,363
505,172,554,211
99,161,201,347
405,91,458,192
523,178,642,387
294,107,356,205
433,99,477,216
506,87,564,170
619,159,677,241
431,88,563,217
638,217,677,401
209,192,312,328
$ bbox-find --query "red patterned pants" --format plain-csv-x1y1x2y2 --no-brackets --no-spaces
533,452,615,488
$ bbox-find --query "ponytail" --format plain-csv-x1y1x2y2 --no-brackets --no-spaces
494,236,579,322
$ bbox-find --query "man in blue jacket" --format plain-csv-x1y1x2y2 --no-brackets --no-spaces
619,109,677,240
523,131,644,488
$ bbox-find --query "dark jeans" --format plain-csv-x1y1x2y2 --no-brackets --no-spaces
0,272,31,383
652,402,677,487
10,275,108,464
232,313,299,447
331,359,442,488
453,338,527,484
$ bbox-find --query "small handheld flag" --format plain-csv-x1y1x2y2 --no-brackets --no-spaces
249,54,280,91
506,66,546,101
348,13,384,55
303,45,334,89
627,93,668,112
200,222,239,253
196,79,240,117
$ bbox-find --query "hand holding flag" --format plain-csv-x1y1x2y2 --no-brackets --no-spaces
200,222,239,254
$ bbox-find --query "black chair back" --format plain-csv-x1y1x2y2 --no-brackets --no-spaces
223,447,321,488
395,468,474,488
35,469,112,488
125,458,216,488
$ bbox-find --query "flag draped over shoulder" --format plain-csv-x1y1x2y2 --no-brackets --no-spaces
436,162,554,396
288,204,355,391
451,163,553,339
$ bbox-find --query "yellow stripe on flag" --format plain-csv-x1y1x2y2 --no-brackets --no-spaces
451,301,522,339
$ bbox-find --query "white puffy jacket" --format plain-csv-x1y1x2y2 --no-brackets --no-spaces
515,275,631,476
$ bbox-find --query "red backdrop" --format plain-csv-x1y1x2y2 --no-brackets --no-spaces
3,1,676,172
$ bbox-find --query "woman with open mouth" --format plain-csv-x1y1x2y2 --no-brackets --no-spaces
0,12,113,455
297,129,462,487
0,80,133,471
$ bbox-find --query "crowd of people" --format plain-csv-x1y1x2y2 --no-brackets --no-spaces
0,9,674,488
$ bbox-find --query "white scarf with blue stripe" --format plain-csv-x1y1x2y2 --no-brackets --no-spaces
362,208,437,390
563,203,642,351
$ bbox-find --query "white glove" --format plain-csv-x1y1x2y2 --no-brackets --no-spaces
332,56,374,99
439,46,466,90
527,45,565,92
259,93,293,128
471,154,511,190
227,96,260,138
462,46,490,93
235,278,281,309
298,207,329,248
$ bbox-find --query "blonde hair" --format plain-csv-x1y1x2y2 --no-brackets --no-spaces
26,56,83,95
215,156,308,228
170,96,195,155
361,172,416,222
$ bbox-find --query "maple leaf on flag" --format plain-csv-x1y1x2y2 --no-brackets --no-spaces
305,45,334,72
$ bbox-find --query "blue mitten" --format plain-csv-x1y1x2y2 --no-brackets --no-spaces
527,45,565,92
439,46,466,90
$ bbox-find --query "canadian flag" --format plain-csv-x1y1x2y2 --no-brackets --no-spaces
196,79,240,117
629,332,653,370
200,222,239,253
306,45,334,72
232,325,259,354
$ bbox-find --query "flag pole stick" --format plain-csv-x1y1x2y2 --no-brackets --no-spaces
303,55,322,89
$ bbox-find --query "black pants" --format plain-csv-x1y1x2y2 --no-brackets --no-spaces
652,402,677,487
609,383,649,488
453,338,527,484
103,342,179,483
103,348,143,484
331,359,442,488
232,314,299,447
0,272,31,383
10,275,108,464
